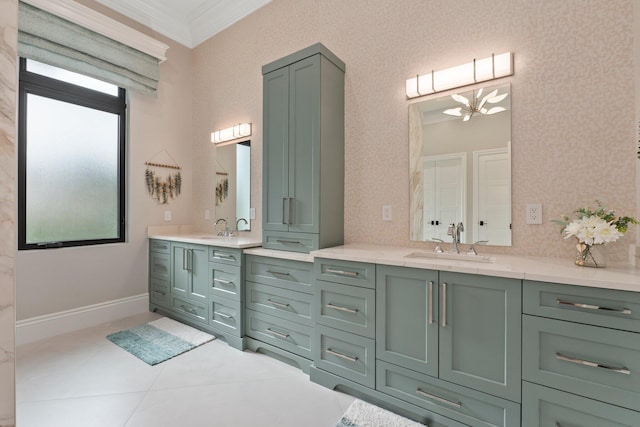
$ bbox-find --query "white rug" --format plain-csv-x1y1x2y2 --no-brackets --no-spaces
336,399,424,427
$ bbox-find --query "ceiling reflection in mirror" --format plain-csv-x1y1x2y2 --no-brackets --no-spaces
216,140,251,231
409,83,511,246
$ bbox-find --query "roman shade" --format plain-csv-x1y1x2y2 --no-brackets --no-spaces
18,1,161,95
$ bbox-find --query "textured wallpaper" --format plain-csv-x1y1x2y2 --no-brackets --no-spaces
192,0,637,261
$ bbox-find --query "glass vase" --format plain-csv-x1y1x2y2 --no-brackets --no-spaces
575,243,607,268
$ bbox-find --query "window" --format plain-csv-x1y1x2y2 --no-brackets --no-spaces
18,58,126,250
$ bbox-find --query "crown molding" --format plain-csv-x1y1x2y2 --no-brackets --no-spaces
22,0,169,61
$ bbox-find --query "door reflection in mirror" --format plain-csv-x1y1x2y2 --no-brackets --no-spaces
215,140,251,231
409,83,511,246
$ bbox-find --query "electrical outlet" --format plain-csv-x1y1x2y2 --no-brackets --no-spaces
250,207,256,220
382,205,393,221
164,210,172,222
526,204,542,225
204,210,210,220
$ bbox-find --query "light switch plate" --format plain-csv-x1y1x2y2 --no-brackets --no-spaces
382,205,392,221
164,210,172,222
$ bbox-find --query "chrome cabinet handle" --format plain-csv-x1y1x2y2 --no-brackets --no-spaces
153,290,166,296
556,299,631,315
267,269,292,277
268,299,291,308
326,303,359,314
182,249,187,270
441,283,447,327
416,388,461,408
267,328,290,339
428,281,434,325
325,268,359,277
282,198,287,224
213,311,233,319
213,278,233,285
187,249,193,271
326,348,358,362
181,305,197,315
556,353,630,375
288,197,294,225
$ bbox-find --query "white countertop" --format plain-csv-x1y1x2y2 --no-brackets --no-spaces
147,225,262,249
311,243,640,293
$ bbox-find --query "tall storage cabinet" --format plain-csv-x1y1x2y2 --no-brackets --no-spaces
262,43,345,253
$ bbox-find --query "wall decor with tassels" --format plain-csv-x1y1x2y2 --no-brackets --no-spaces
144,150,182,204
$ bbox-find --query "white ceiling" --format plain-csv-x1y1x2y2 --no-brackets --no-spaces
95,0,271,48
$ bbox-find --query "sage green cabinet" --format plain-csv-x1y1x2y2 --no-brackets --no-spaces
376,266,521,402
170,242,209,304
262,43,345,253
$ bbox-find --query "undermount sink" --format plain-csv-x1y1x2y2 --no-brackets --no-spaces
405,251,496,263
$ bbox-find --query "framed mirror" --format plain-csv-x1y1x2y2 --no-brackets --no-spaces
409,83,511,246
215,140,251,231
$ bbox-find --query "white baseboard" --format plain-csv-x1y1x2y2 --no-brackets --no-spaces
16,294,149,346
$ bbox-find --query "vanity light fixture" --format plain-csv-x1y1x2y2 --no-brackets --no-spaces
406,52,513,99
211,123,252,144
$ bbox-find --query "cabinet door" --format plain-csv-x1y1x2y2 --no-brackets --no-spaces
439,271,521,401
288,55,320,233
263,66,290,232
376,265,439,376
171,243,189,296
187,244,208,304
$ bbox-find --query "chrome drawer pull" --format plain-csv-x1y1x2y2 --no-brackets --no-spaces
556,353,631,375
276,239,302,245
326,348,358,362
267,270,292,277
213,311,233,319
556,299,631,315
326,303,359,314
212,253,235,261
325,268,359,277
268,299,291,308
181,305,198,315
213,278,233,285
153,290,166,296
267,328,290,339
416,388,461,408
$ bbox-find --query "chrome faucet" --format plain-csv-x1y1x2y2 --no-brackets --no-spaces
467,240,488,256
432,238,445,253
235,218,248,231
447,222,464,253
215,218,231,236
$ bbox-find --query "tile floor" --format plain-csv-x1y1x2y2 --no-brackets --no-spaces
16,312,355,426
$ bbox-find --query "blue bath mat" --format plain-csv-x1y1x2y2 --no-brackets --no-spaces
107,317,214,365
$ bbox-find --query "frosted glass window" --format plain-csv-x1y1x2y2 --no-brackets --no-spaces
18,57,126,249
25,94,119,244
26,59,119,96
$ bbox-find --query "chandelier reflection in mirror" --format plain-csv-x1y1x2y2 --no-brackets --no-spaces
443,88,509,122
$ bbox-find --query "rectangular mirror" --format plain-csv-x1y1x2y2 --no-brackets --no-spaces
409,83,511,246
215,140,251,231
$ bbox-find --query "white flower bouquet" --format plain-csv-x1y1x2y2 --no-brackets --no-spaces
554,201,637,267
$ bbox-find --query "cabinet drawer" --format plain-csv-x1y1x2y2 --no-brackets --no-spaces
171,296,208,325
149,239,170,254
245,255,312,293
377,361,521,427
314,258,375,289
523,381,640,427
245,310,312,359
209,263,242,301
523,315,640,411
150,278,170,308
210,296,241,337
523,280,640,332
149,251,170,281
262,231,319,253
209,247,242,266
313,325,375,389
315,280,375,338
246,281,313,326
